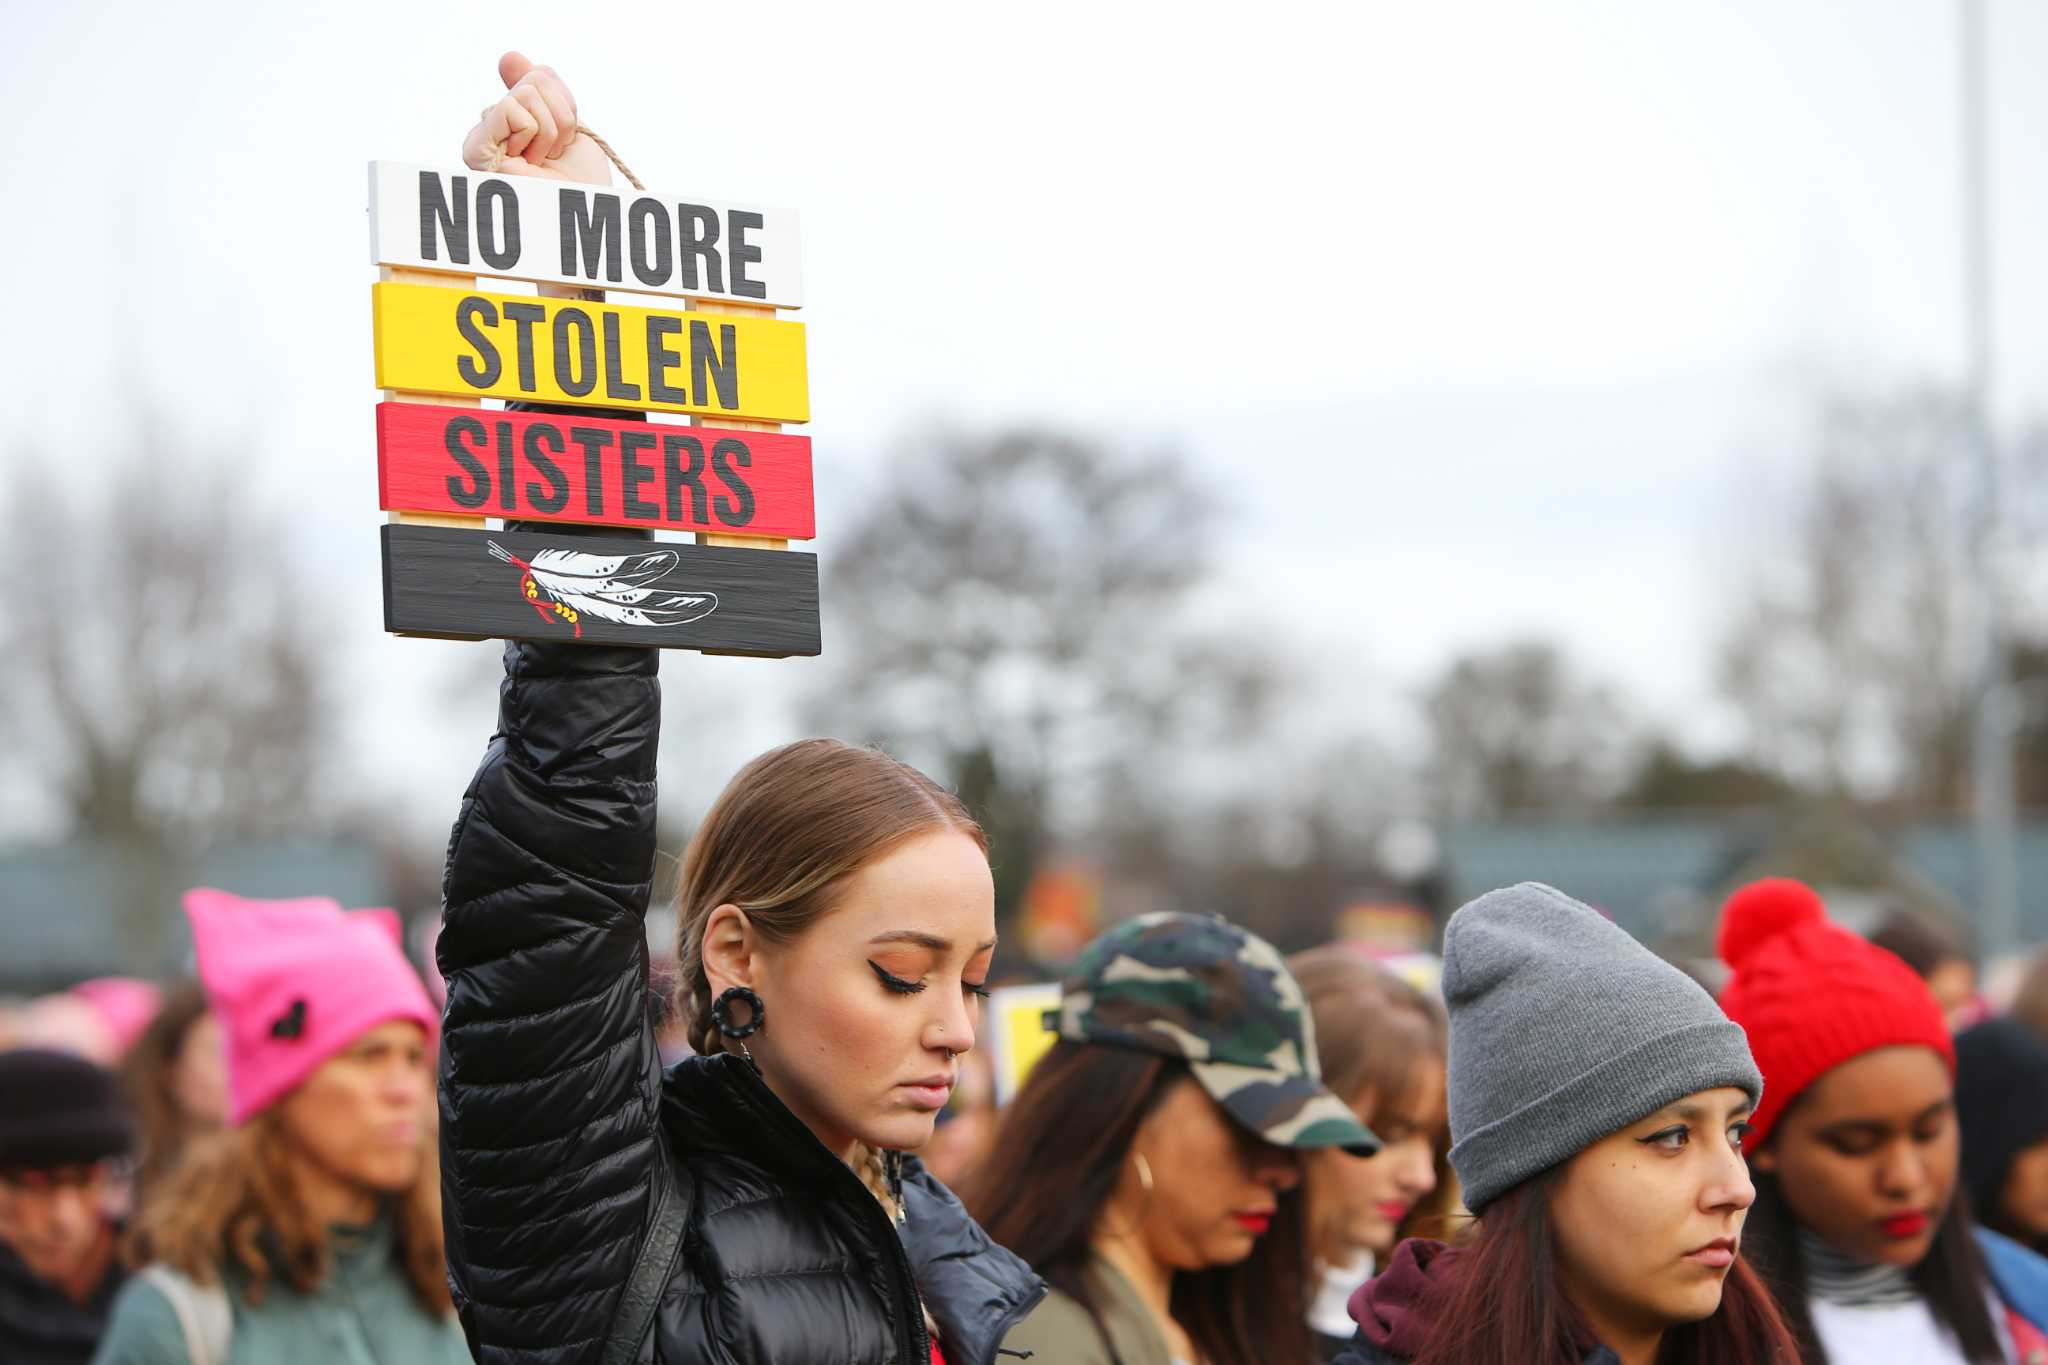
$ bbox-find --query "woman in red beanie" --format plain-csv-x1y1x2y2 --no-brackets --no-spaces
1717,877,2048,1364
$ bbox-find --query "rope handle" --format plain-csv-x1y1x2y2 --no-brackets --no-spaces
576,125,644,191
475,109,644,191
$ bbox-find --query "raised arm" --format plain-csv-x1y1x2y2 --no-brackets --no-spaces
431,59,665,1362
438,636,662,1362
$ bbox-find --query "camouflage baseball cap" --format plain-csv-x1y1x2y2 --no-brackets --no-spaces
1052,911,1380,1155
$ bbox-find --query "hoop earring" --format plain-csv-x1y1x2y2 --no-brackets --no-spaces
1107,1150,1155,1239
712,985,764,1063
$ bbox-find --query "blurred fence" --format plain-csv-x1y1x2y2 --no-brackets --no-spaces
0,838,391,992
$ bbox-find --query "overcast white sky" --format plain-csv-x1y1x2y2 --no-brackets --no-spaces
4,0,2047,840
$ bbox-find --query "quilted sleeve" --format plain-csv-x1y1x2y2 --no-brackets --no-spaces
437,634,663,1365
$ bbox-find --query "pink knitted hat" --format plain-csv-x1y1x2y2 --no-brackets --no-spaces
68,977,164,1055
182,888,439,1125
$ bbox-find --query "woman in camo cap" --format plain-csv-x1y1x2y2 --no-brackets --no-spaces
962,911,1379,1365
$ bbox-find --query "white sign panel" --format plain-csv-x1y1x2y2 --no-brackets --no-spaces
369,161,803,308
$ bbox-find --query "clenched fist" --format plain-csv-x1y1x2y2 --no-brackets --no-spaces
462,52,613,186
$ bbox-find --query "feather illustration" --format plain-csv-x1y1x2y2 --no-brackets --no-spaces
542,584,720,628
488,540,720,638
524,544,678,589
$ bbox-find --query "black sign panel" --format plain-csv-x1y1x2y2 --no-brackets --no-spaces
381,524,819,657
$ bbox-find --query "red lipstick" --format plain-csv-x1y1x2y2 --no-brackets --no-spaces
1879,1211,1930,1240
1231,1211,1274,1235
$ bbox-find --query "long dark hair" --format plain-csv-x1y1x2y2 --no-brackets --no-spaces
1743,1169,2003,1364
959,1040,1314,1365
1406,1169,1798,1365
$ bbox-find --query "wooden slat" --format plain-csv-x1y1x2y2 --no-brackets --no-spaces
369,161,803,307
371,282,809,421
377,402,815,538
381,524,819,656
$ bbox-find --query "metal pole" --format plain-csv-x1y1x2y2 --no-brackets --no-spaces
1963,0,2018,954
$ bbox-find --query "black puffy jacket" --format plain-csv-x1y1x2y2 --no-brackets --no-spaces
438,639,1044,1365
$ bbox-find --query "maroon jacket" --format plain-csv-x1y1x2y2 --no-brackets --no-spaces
1330,1239,1619,1365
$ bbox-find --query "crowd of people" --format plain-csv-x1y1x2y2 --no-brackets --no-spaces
13,53,2048,1365
2,889,467,1364
12,634,2048,1365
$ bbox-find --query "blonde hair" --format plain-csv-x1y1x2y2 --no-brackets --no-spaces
1286,947,1446,1115
674,738,987,1217
125,1108,449,1313
1286,946,1451,1270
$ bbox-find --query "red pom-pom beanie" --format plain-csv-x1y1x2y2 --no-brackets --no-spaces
1716,877,1954,1149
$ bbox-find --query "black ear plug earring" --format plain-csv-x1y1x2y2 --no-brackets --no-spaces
712,985,764,1064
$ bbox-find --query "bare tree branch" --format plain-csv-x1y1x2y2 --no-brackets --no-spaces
1716,386,1978,807
0,413,334,844
1421,640,1637,818
804,424,1293,923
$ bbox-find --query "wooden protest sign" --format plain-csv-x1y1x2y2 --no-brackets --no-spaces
371,282,809,421
376,403,815,538
381,524,820,656
370,162,802,307
369,128,817,655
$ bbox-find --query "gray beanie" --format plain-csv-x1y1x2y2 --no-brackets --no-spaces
1443,882,1761,1212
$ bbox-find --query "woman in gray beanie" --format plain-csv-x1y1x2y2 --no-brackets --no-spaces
1331,883,1799,1365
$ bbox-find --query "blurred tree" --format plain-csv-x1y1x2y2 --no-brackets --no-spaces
1133,735,1426,952
1421,639,1637,817
2005,643,2048,810
1613,740,1799,811
1714,385,2038,809
805,425,1285,927
0,419,332,844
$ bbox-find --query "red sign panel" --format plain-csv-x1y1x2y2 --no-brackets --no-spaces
376,402,814,539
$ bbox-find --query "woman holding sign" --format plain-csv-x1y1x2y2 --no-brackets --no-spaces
440,639,1041,1365
434,60,1039,1365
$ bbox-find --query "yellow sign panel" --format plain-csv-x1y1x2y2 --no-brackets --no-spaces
371,282,809,422
986,982,1062,1106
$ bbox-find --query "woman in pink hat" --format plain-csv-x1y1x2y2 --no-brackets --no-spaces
90,890,470,1365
